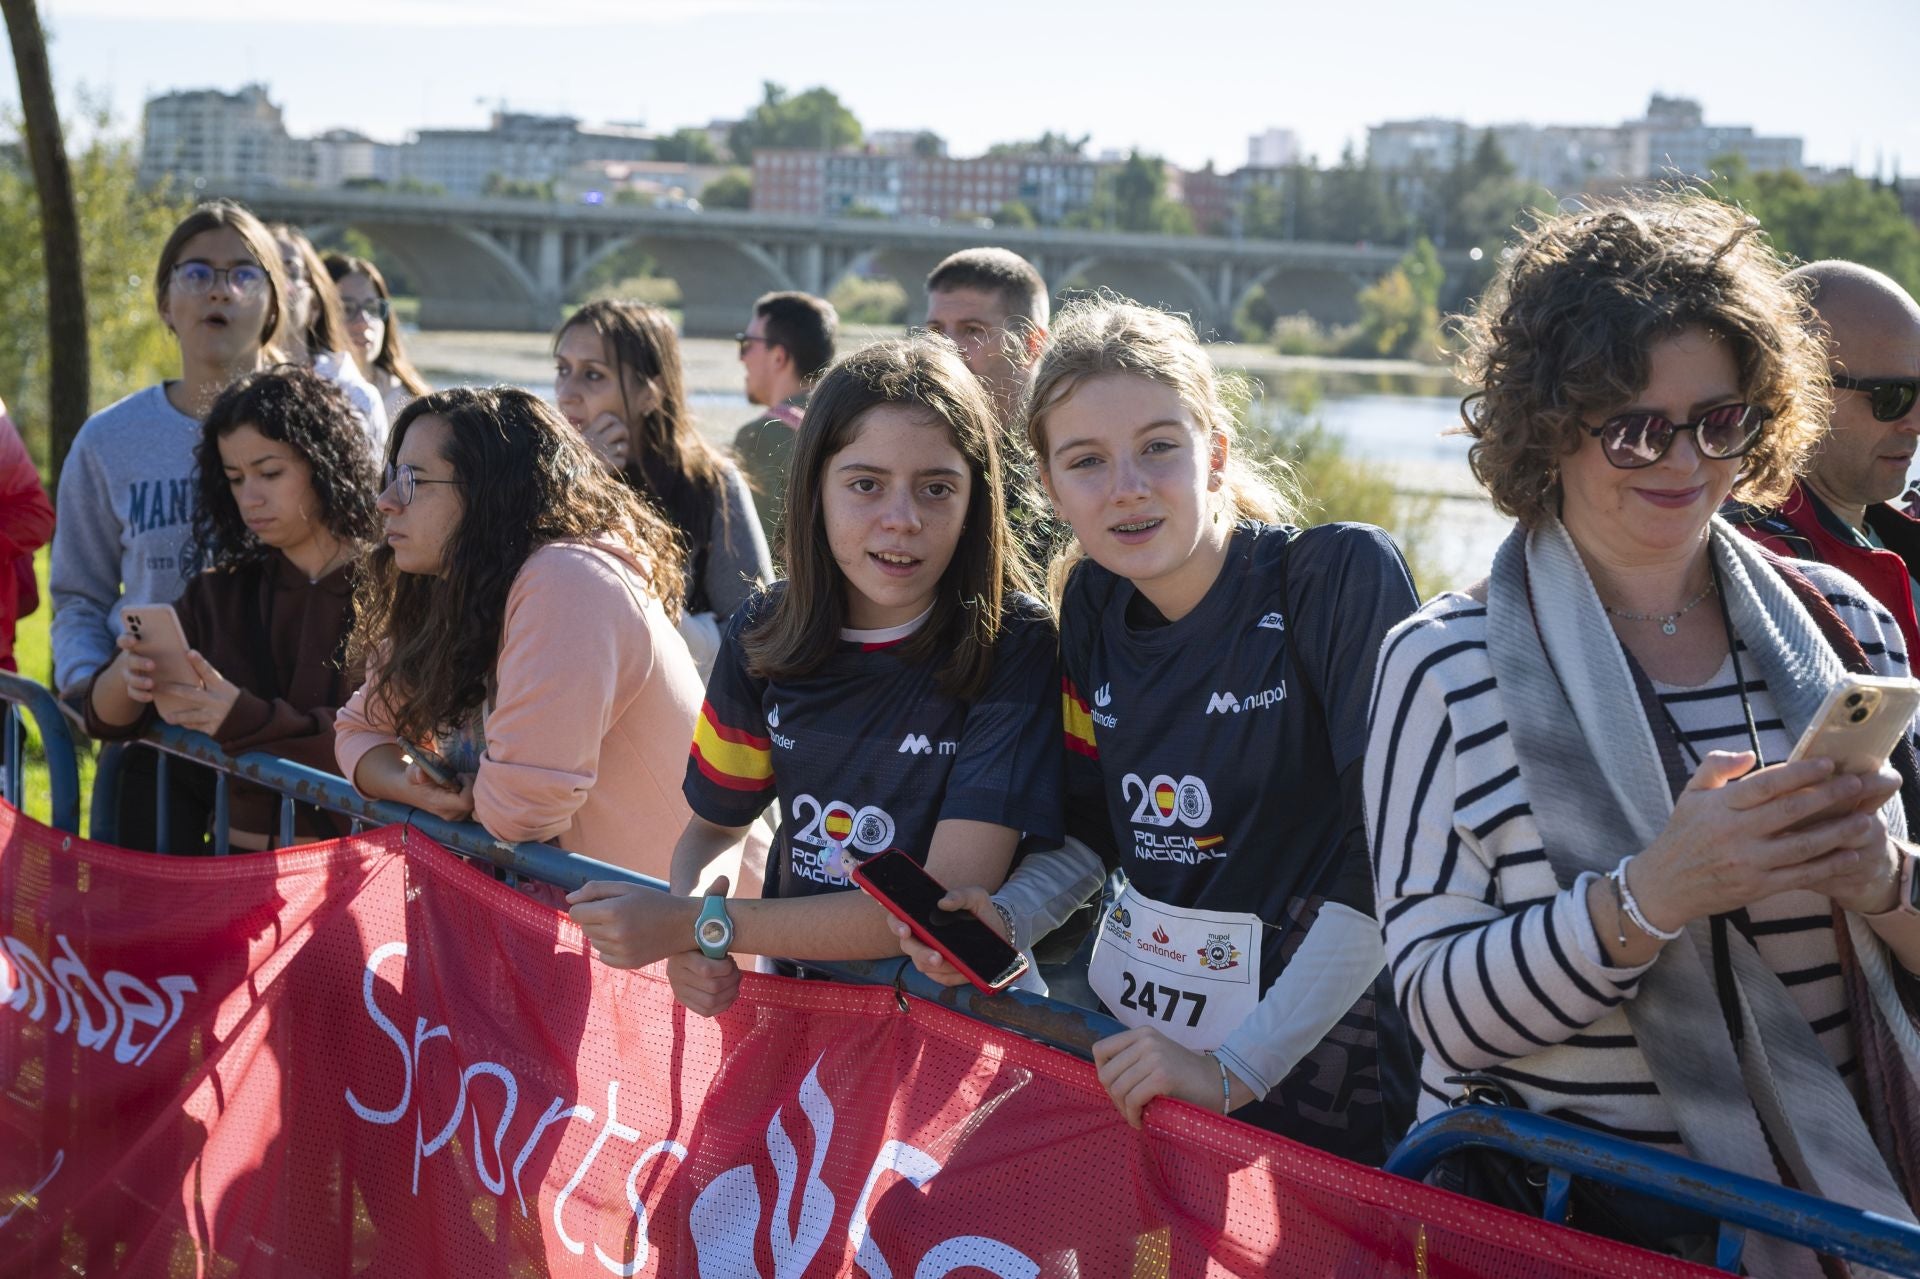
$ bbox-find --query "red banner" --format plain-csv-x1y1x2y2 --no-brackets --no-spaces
0,805,1716,1277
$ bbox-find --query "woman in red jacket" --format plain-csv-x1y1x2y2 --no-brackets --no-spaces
0,398,55,673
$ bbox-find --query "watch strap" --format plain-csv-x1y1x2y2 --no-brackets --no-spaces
695,894,734,959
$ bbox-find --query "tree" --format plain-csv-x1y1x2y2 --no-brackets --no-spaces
910,130,945,159
2,0,87,491
482,173,554,200
992,200,1038,229
727,83,861,162
986,131,1089,159
1715,156,1920,296
0,112,185,474
1066,151,1194,235
1311,146,1407,245
700,170,752,210
1351,237,1443,358
654,127,720,165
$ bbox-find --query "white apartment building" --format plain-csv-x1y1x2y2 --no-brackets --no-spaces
139,83,311,188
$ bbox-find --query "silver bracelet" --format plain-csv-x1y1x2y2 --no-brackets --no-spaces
1610,855,1684,942
1205,1051,1231,1114
988,897,1018,951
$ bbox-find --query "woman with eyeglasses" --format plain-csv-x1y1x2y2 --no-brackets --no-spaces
268,224,388,448
51,200,289,849
1366,195,1920,1264
554,300,770,677
325,253,431,423
334,387,719,885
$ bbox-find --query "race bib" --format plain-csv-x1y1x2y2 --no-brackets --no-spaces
1087,879,1261,1052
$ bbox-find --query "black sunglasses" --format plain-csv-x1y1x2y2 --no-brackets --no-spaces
1833,375,1920,424
1581,403,1771,470
734,332,779,357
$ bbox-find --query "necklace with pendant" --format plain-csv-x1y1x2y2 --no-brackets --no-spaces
1602,580,1716,636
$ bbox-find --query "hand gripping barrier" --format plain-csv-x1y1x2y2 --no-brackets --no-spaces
5,670,1915,1274
1384,1101,1920,1275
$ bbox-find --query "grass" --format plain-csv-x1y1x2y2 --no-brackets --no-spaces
13,545,98,836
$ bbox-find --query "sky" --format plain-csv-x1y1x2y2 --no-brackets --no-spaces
7,0,1917,177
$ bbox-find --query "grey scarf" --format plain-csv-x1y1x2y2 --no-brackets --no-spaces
1486,515,1919,1277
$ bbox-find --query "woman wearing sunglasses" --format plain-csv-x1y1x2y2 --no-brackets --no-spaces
1366,195,1920,1265
1725,260,1920,660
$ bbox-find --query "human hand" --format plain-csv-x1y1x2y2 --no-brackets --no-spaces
578,412,631,472
1090,1025,1251,1129
667,951,742,1017
1632,750,1883,929
1798,765,1905,914
155,649,242,733
889,885,1005,987
397,761,476,822
114,631,157,704
566,879,695,969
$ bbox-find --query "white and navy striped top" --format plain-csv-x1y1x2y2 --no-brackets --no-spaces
1364,562,1910,1150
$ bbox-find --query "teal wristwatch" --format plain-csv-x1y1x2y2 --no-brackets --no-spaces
695,894,734,960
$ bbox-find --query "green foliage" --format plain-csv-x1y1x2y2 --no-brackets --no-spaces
570,245,681,307
727,83,861,162
828,276,909,325
0,112,186,471
654,127,720,165
700,170,752,210
910,131,945,160
1271,315,1334,356
992,200,1038,228
1065,151,1194,235
482,173,555,200
1350,237,1443,359
1234,283,1282,343
1238,152,1407,245
1713,156,1920,297
345,175,445,196
1244,391,1443,592
986,131,1088,159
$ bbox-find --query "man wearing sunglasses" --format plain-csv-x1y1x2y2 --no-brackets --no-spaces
732,291,838,551
1726,260,1920,656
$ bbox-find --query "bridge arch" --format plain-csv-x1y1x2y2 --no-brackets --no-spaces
1056,255,1226,336
563,234,796,336
312,220,548,330
1253,266,1372,328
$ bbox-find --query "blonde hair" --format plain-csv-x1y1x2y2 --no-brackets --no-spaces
1021,297,1298,590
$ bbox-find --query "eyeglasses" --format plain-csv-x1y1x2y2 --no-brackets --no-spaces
381,462,464,506
341,297,391,323
734,332,778,357
171,261,269,298
1581,403,1771,469
1832,375,1919,424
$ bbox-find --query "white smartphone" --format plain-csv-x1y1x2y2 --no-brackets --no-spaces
117,603,201,715
1787,675,1920,774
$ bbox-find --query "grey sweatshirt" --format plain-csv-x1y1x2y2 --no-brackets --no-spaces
51,384,204,694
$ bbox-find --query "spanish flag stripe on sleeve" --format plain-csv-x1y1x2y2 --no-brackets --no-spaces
1062,676,1099,760
691,701,774,791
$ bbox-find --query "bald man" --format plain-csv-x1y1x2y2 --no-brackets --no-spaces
1726,260,1920,656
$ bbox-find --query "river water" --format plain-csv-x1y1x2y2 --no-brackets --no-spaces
412,331,1509,591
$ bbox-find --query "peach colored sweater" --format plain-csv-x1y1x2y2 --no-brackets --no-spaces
335,537,703,881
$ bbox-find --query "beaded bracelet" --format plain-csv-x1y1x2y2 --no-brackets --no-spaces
1610,855,1684,943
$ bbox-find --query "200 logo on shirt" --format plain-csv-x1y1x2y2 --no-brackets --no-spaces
787,794,897,884
1121,773,1212,828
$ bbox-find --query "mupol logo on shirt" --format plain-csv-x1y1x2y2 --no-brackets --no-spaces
1257,612,1285,632
1204,682,1287,716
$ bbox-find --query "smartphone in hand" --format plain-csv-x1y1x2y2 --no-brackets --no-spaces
1787,676,1920,775
399,742,459,788
118,603,200,716
852,849,1029,994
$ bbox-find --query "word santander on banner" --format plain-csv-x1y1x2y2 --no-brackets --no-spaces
0,807,1715,1276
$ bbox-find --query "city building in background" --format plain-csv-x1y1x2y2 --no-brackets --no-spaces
751,147,1101,224
402,113,657,196
138,83,313,188
1247,128,1300,169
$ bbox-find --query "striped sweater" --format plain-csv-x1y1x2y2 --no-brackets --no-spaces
1364,562,1910,1149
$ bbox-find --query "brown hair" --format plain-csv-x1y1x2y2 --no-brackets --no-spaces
1023,297,1299,589
754,290,839,382
1455,193,1829,528
348,386,687,745
154,200,288,350
555,300,735,607
323,253,431,397
743,336,1032,700
927,246,1051,329
269,224,351,360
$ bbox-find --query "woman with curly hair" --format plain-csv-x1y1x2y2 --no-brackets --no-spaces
1365,193,1920,1264
554,300,770,675
334,386,712,883
87,365,381,849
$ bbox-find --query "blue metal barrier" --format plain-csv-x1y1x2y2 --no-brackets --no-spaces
1385,1106,1920,1276
0,671,82,834
38,676,1920,1275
